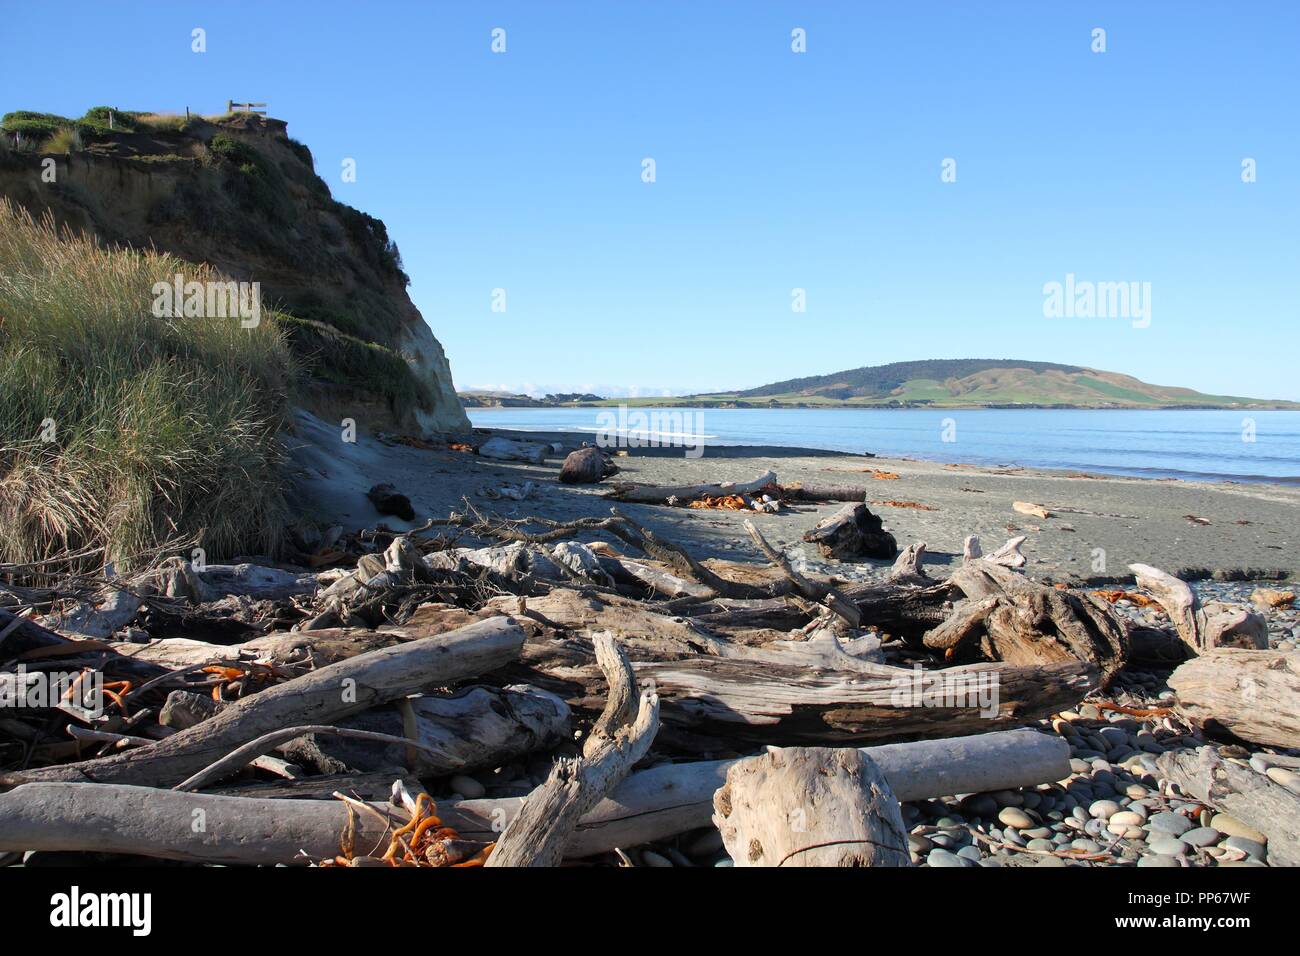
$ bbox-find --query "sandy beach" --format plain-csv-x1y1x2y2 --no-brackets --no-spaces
289,413,1299,584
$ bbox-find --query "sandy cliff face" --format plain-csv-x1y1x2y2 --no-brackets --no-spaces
0,113,468,434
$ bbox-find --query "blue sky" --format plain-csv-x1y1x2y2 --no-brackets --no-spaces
3,2,1297,398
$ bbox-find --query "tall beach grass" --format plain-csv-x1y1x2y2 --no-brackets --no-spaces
0,199,296,570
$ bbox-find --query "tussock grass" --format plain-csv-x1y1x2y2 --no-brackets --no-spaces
0,199,296,570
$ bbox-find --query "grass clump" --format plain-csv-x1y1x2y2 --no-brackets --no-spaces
0,199,297,570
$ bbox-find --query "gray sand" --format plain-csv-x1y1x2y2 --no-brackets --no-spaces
288,415,1298,583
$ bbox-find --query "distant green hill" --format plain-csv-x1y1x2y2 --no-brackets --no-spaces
604,360,1298,409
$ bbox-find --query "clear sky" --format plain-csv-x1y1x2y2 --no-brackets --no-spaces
3,2,1297,399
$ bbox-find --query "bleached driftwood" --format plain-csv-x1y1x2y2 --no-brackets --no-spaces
3,617,526,788
713,747,910,866
38,573,141,639
604,470,777,505
983,535,1027,568
445,727,1067,856
962,535,982,562
486,633,659,866
281,684,571,776
1129,564,1268,653
0,729,1065,864
478,436,550,464
946,560,1128,686
888,541,931,585
1157,745,1300,867
1166,649,1300,749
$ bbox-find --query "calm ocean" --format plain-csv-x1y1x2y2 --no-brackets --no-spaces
466,407,1300,483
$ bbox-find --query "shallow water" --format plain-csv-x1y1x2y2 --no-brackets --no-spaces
466,407,1300,483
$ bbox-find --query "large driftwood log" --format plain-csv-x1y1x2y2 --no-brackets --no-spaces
486,633,659,866
713,747,909,866
281,684,571,776
1129,564,1268,653
604,470,777,505
944,561,1128,686
624,656,1092,744
3,617,526,788
0,729,1065,864
0,782,397,866
1157,746,1300,867
1166,649,1300,748
478,436,550,464
802,503,897,561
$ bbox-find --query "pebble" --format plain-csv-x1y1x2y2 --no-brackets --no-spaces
1089,799,1121,820
1224,836,1267,860
1108,810,1145,828
1266,767,1300,795
1026,838,1056,852
1137,854,1180,868
1148,836,1189,856
1148,811,1193,836
962,794,998,819
997,807,1034,829
1180,827,1222,848
956,846,982,863
1211,813,1267,844
927,848,975,868
1072,839,1102,853
449,774,485,799
1023,827,1053,840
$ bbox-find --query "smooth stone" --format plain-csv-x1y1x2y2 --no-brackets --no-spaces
1148,811,1193,836
449,774,485,799
714,858,734,867
909,835,934,854
1072,839,1102,853
1219,859,1266,867
1266,767,1300,795
1035,854,1066,867
1021,791,1042,810
1180,827,1221,848
1211,813,1267,844
930,834,956,849
992,790,1024,808
1109,811,1145,828
1224,836,1267,860
956,846,983,863
1069,758,1090,774
998,807,1034,829
1148,836,1189,856
1022,827,1052,840
1137,854,1180,868
928,848,974,868
1089,799,1121,820
1249,755,1274,773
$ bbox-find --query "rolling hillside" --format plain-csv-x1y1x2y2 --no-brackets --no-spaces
607,360,1298,409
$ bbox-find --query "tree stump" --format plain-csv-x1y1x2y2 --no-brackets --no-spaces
802,503,897,561
1167,648,1300,748
712,747,910,867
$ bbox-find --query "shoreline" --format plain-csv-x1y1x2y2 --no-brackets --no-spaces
466,410,1300,487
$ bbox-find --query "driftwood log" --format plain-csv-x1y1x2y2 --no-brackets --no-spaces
486,633,659,866
2,617,526,788
478,436,550,464
0,729,1065,865
713,747,910,866
1157,745,1300,867
1130,564,1268,653
605,470,777,504
802,503,897,560
280,684,571,777
1166,649,1300,748
938,560,1128,686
